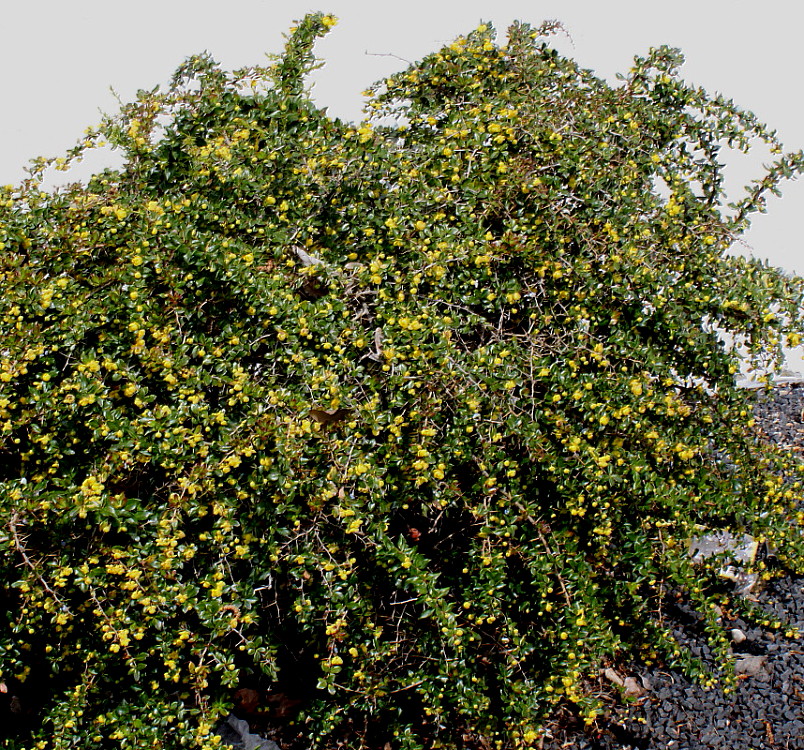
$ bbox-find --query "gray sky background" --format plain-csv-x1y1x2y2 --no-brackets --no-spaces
1,0,802,276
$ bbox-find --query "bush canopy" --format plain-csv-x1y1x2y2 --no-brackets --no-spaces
2,12,804,750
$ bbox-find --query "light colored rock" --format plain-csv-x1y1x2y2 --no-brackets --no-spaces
730,628,747,644
734,655,768,677
689,531,758,566
603,668,646,698
623,677,646,699
603,667,624,686
689,530,759,594
223,715,280,750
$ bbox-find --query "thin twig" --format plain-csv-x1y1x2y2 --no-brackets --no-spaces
514,503,572,608
9,511,72,613
364,51,413,66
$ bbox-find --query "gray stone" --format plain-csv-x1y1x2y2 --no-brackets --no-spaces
688,530,759,593
734,655,768,678
689,530,758,566
216,715,280,750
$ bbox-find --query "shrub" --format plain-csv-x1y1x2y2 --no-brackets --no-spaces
1,12,804,749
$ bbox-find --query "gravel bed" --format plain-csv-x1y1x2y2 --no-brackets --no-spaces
542,384,804,750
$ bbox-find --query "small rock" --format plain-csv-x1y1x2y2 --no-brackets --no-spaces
623,677,646,699
734,655,768,677
603,667,624,686
689,531,758,566
720,566,759,595
730,628,747,644
217,715,280,750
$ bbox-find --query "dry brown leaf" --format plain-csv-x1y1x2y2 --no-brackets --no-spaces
309,407,350,425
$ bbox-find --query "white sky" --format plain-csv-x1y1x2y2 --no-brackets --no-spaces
1,0,802,275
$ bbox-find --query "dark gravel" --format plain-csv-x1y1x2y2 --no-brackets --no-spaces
542,384,804,750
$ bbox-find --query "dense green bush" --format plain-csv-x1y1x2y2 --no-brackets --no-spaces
2,12,804,749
